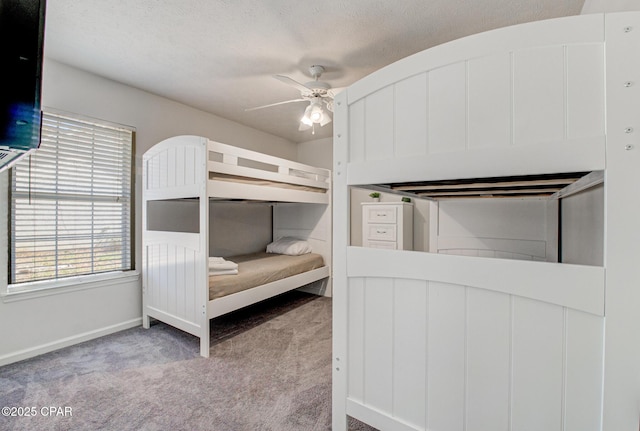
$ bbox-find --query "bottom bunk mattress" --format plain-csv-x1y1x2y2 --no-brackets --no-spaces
208,252,325,300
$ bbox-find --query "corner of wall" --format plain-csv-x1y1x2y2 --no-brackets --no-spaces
296,137,333,170
581,0,640,14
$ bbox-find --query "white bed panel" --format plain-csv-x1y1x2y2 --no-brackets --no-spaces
143,135,206,200
345,27,606,172
566,43,605,140
363,278,394,411
394,73,428,158
465,288,511,431
564,309,604,431
346,138,605,187
346,400,420,431
345,275,604,431
364,87,395,161
434,198,552,260
513,46,565,146
468,52,512,150
144,241,202,330
209,141,330,185
347,247,604,316
347,14,604,105
437,237,547,260
438,198,547,241
426,281,466,431
428,62,467,154
392,279,427,428
347,278,365,403
511,297,564,431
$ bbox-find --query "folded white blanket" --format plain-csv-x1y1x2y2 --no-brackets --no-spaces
208,256,238,271
209,268,238,276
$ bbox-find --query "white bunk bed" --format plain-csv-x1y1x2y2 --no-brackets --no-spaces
333,12,640,431
142,135,331,357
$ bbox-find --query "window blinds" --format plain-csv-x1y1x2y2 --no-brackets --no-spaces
10,112,133,284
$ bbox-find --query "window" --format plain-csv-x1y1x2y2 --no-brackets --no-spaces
9,112,134,286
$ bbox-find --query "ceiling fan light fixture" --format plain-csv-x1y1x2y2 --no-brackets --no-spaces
320,113,332,127
300,97,330,129
309,106,324,122
301,104,315,126
248,65,338,134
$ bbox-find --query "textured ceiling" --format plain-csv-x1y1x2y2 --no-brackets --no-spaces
44,0,585,143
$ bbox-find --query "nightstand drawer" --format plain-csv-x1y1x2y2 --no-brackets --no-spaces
364,206,397,223
364,240,398,250
365,224,397,241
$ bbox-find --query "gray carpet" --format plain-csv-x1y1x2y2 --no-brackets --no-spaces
0,291,377,431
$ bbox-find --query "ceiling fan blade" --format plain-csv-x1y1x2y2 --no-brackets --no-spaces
273,75,313,93
245,98,307,112
327,87,347,98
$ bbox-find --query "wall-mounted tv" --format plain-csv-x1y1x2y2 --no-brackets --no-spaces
0,0,46,173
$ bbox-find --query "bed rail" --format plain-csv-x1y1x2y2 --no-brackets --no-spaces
208,141,330,189
207,140,330,203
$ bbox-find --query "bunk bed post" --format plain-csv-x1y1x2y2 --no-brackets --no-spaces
199,141,210,358
332,91,349,431
601,11,640,431
142,153,150,330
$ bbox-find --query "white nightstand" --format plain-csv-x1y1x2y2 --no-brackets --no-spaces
361,202,413,250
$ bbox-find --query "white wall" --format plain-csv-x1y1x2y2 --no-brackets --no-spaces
297,137,333,169
210,202,273,257
0,59,297,365
582,0,640,13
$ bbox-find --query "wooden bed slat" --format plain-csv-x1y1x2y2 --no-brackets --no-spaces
396,177,580,192
383,171,592,199
417,187,563,197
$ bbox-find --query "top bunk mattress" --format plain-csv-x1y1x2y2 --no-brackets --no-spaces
208,252,325,300
210,173,327,194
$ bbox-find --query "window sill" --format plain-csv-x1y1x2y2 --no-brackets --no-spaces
1,271,140,303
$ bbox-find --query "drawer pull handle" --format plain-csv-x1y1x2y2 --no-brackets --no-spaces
376,230,386,234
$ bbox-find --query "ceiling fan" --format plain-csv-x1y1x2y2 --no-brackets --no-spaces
245,65,344,134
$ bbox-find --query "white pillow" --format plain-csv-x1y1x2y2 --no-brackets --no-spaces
266,237,312,255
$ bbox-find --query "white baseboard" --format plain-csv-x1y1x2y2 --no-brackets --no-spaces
0,318,142,367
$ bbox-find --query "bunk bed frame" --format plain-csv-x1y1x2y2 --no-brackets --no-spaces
332,12,640,431
142,135,331,357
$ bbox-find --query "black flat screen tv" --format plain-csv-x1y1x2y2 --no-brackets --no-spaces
0,0,46,172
